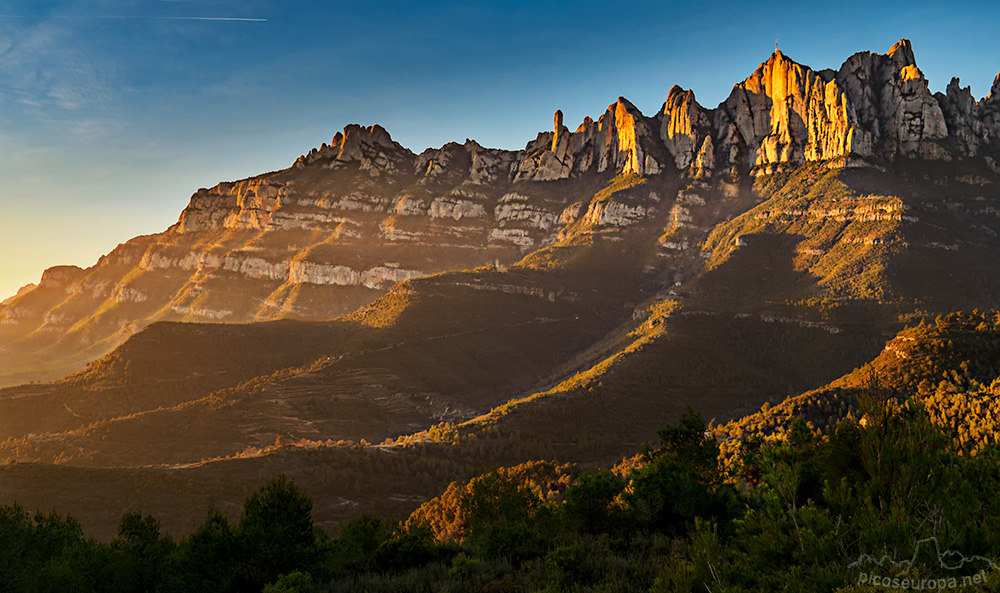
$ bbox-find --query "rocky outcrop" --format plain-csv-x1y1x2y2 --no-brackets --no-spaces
834,39,948,161
494,193,558,230
428,196,488,220
38,266,87,290
659,86,713,176
0,284,37,307
719,50,857,173
513,98,664,181
177,179,287,232
294,124,414,177
465,140,518,185
601,97,664,175
936,73,1000,157
583,199,648,227
752,196,909,223
510,39,992,181
511,111,574,181
415,140,518,185
702,38,1000,174
138,248,424,290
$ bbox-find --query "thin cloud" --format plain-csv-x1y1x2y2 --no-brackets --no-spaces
0,21,108,113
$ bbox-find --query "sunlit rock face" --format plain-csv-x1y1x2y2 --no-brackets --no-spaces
712,40,956,173
719,50,856,173
660,86,713,176
513,98,664,181
511,39,998,181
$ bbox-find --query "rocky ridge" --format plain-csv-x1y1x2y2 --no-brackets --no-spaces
515,40,1000,180
1,39,998,386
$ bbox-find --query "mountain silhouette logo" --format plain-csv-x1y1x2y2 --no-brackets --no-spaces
850,537,997,589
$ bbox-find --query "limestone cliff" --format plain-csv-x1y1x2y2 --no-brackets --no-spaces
719,50,857,173
833,39,948,161
712,39,964,173
660,86,714,177
513,98,664,181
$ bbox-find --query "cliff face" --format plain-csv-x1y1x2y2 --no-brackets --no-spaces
714,39,996,172
1,38,998,386
720,50,857,172
512,39,1000,178
660,85,714,176
513,97,664,181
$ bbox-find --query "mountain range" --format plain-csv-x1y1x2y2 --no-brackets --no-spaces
1,39,999,538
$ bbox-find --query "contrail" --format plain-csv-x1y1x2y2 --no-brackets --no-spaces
96,16,268,22
0,15,267,22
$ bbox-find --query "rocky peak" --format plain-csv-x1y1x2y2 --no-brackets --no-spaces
721,49,855,172
659,85,711,173
552,110,565,152
595,97,661,175
510,96,663,181
197,40,998,193
936,78,978,155
415,142,467,178
986,73,1000,105
941,72,1000,155
294,124,414,176
0,283,36,306
740,49,808,98
465,140,518,185
834,39,948,160
39,266,86,290
976,73,1000,151
507,39,999,181
337,124,390,158
414,140,517,185
945,77,975,114
887,38,916,68
507,40,998,181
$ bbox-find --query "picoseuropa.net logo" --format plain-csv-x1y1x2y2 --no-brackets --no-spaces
849,537,998,589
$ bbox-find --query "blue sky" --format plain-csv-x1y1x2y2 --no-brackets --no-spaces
1,0,999,299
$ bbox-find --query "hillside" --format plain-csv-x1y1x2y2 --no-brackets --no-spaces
714,309,1000,458
4,332,1000,593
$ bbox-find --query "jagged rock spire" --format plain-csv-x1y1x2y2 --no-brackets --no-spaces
303,39,999,184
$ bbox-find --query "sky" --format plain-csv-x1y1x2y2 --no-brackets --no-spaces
1,0,999,300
